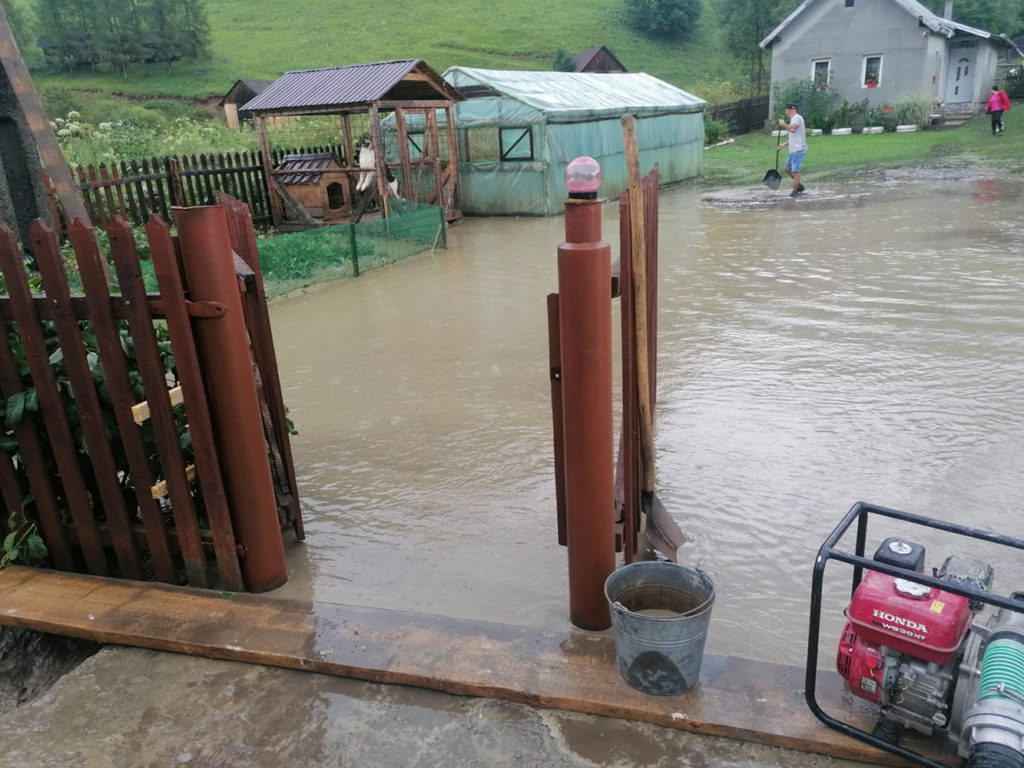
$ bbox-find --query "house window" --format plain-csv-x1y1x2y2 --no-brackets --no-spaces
845,0,854,6
863,55,882,88
812,59,831,87
500,127,534,161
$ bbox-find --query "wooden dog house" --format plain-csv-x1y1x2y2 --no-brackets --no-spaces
275,153,350,221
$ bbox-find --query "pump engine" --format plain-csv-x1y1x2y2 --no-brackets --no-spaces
837,538,1024,767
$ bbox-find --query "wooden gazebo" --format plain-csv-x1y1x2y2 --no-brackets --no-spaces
242,59,464,228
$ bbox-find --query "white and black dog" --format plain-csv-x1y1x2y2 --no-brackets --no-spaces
355,133,398,198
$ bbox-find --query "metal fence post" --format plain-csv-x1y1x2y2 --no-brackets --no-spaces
174,205,288,592
558,158,615,631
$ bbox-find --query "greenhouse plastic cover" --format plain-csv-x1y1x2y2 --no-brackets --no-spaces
444,67,706,125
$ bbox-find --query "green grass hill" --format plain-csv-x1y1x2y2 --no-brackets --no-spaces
26,0,746,106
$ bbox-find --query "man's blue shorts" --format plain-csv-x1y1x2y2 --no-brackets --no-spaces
786,150,806,173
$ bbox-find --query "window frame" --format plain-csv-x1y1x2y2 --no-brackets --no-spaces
862,55,883,88
499,126,534,162
811,59,832,87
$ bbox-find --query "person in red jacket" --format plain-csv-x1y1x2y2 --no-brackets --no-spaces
986,85,1011,135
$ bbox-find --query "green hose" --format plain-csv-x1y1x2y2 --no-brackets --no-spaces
978,637,1024,703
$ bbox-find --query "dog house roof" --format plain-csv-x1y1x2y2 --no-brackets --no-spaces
275,153,342,185
242,59,463,114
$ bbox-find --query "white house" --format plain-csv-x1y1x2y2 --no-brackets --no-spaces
760,0,1017,114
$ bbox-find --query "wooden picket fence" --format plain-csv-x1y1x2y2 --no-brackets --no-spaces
708,95,770,134
0,195,302,590
64,145,343,228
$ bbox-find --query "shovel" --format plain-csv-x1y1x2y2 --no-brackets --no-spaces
763,138,783,190
621,115,686,561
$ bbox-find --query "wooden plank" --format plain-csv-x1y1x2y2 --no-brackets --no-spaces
71,219,176,581
131,385,185,424
0,566,957,768
0,294,163,322
0,226,108,574
395,108,413,201
150,465,196,498
31,220,141,579
145,215,244,592
617,190,639,561
255,118,281,227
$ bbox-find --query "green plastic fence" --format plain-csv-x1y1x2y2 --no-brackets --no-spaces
255,200,446,297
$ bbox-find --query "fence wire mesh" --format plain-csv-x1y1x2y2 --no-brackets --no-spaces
255,199,446,296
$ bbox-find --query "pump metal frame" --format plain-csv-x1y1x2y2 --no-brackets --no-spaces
805,501,1024,768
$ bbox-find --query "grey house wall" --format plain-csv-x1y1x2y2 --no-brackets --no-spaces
767,0,999,114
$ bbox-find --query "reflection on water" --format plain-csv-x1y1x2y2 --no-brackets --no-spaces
270,177,1024,663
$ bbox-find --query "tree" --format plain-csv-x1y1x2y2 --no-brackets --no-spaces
921,0,1023,31
625,0,702,41
33,0,210,73
715,0,788,96
174,0,210,60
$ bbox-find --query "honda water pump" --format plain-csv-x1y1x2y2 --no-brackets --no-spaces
806,503,1024,768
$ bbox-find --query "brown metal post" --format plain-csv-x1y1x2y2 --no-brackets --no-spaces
174,205,288,592
558,196,615,631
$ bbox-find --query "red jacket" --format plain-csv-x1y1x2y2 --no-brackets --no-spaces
987,90,1011,112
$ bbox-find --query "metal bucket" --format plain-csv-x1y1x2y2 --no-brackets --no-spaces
604,561,715,696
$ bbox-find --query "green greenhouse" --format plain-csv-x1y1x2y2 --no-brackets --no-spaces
441,67,707,216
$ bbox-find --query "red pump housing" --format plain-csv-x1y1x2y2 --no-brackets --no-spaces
844,571,972,664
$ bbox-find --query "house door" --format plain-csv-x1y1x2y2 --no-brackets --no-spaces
945,52,976,104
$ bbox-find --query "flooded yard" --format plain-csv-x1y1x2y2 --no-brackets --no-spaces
268,174,1024,664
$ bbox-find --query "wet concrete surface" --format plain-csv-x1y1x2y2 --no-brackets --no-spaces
0,644,875,768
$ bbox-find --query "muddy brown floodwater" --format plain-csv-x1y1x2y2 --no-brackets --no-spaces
268,173,1024,665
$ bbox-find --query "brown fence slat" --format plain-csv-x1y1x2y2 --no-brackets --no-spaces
193,154,212,204
129,160,149,222
30,220,141,578
117,161,139,223
0,343,74,571
145,215,245,591
0,224,108,574
166,158,184,208
75,166,98,227
71,219,177,582
111,217,210,587
180,155,198,207
95,165,116,224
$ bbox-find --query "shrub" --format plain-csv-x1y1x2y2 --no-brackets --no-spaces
772,78,840,131
704,115,728,145
893,93,932,126
625,0,702,40
38,85,82,120
552,49,575,72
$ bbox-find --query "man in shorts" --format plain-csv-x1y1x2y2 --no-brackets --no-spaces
777,103,807,196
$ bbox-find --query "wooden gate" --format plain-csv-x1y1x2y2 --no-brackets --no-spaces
0,197,302,592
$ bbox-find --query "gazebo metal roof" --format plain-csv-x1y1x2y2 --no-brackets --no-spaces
242,59,463,114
